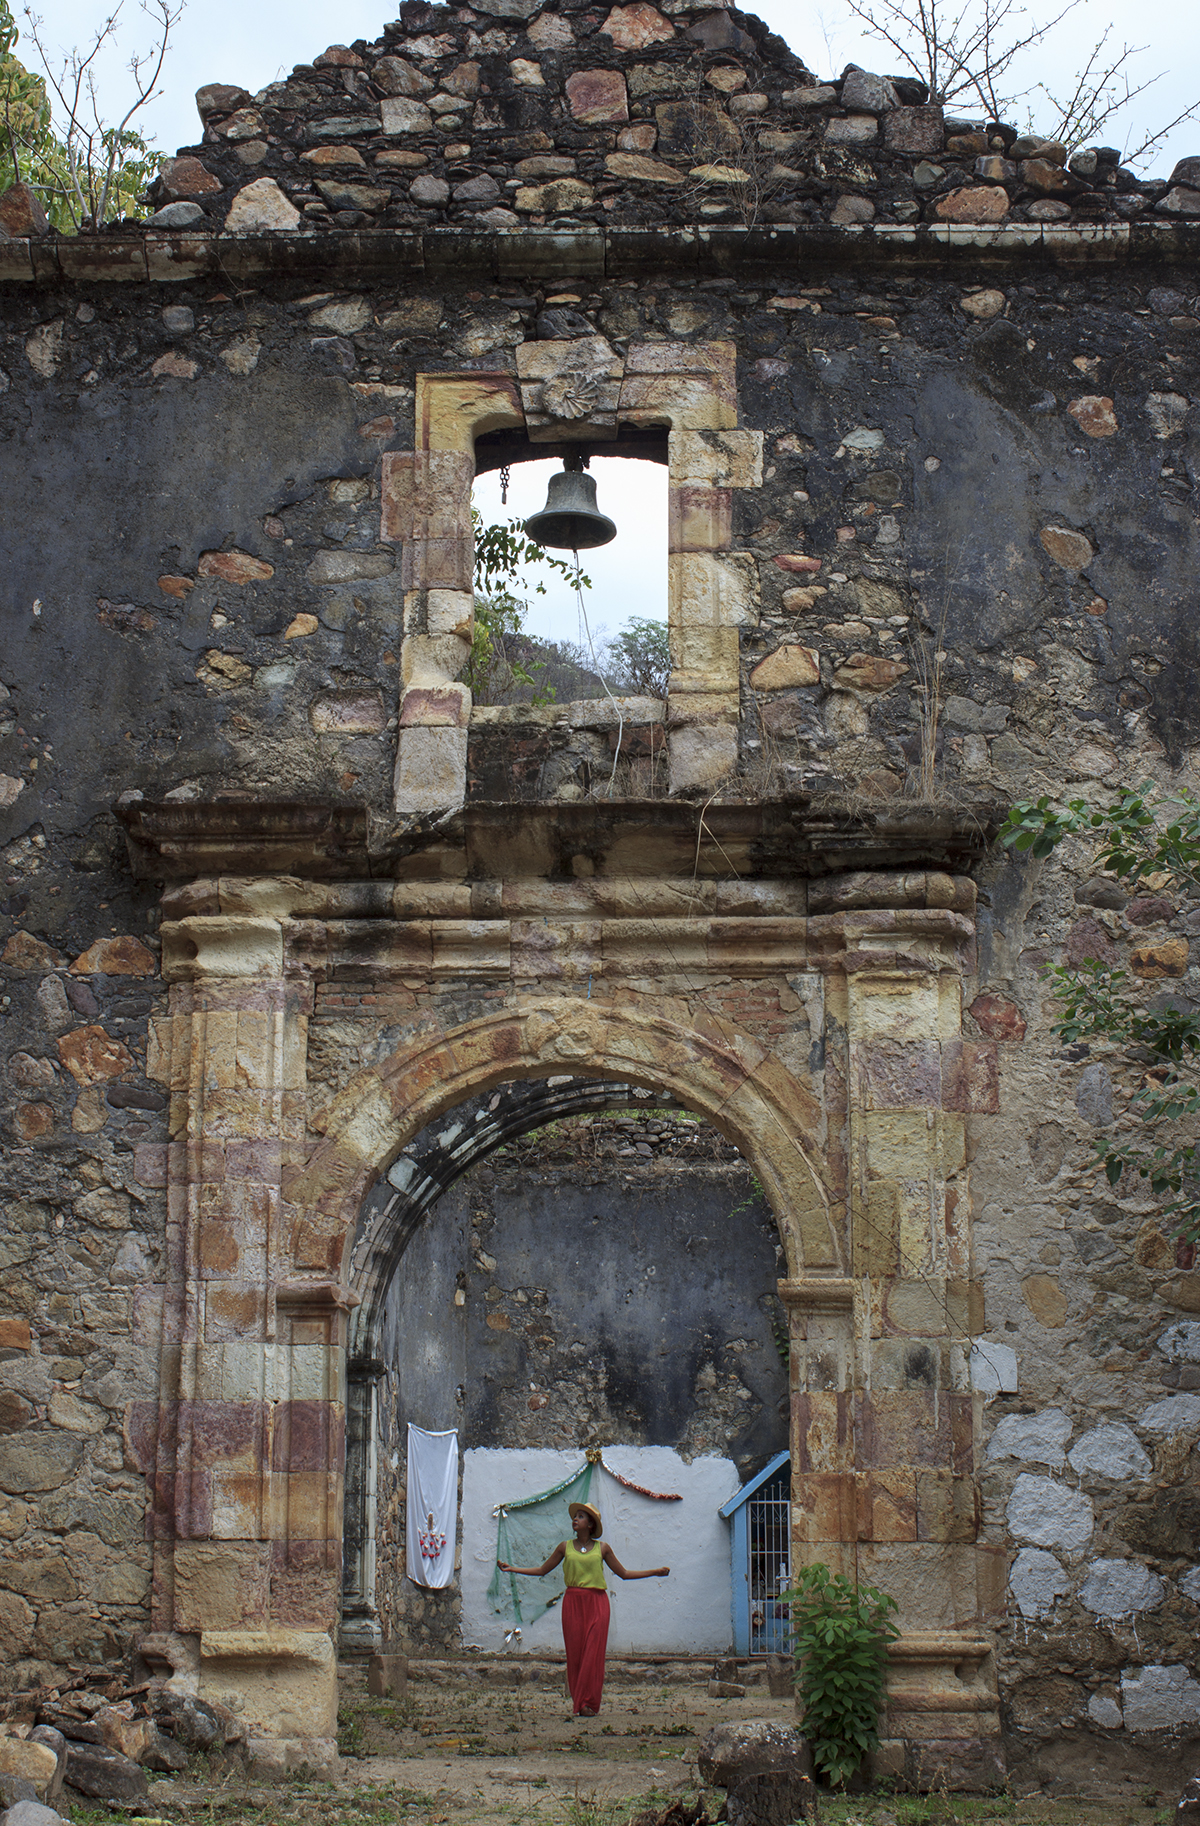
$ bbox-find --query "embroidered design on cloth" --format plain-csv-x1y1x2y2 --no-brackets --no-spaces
418,1515,447,1561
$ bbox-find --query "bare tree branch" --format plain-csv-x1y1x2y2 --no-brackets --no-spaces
836,0,1195,158
1127,99,1200,167
22,0,179,225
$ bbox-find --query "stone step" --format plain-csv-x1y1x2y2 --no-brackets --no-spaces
398,1654,781,1689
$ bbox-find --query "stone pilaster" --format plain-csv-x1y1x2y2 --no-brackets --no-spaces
131,917,346,1774
340,1359,384,1652
783,905,1004,1789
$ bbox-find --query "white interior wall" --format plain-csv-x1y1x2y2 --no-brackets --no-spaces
460,1446,740,1653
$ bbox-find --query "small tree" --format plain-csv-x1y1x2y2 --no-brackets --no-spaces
1000,785,1200,1243
15,0,178,226
607,616,671,701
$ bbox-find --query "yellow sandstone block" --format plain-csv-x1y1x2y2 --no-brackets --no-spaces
671,549,758,628
161,917,285,982
411,373,523,456
669,427,764,488
401,633,472,688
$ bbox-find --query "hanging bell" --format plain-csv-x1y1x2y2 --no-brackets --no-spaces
523,454,617,551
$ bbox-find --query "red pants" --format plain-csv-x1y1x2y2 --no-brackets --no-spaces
561,1586,610,1716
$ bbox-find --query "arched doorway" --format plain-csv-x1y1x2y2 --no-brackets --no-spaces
287,992,833,1654
148,877,997,1775
340,1075,793,1652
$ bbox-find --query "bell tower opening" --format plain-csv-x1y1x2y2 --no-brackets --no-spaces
470,438,668,715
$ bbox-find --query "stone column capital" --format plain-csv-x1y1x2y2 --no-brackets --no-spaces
162,915,284,981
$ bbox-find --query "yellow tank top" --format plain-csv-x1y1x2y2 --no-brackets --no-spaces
563,1541,608,1591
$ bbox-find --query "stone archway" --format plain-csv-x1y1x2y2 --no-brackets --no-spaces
298,992,835,1651
141,872,1000,1777
288,995,838,1278
338,1071,785,1650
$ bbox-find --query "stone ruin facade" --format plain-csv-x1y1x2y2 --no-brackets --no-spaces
2,0,1200,1796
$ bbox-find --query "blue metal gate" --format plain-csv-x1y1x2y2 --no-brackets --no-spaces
745,1463,791,1656
720,1449,792,1657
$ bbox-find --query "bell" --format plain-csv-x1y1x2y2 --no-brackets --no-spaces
523,454,617,551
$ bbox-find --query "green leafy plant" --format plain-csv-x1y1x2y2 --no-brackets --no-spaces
466,511,595,708
472,511,587,601
785,1562,899,1787
464,588,555,707
1,0,59,206
1000,785,1200,1243
336,1701,366,1758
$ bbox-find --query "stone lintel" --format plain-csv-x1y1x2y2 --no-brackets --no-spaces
232,910,980,983
118,798,370,880
122,798,999,885
162,871,982,925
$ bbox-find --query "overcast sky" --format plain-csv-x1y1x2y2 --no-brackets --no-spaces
16,0,1199,178
474,456,667,644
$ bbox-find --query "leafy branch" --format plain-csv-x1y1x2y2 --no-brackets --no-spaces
16,0,178,226
1,0,56,206
472,513,587,600
1002,785,1200,888
467,512,593,710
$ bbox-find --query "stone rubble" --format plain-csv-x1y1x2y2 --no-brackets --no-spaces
0,1671,239,1806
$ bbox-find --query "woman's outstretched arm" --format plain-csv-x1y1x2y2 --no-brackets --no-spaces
601,1545,669,1579
497,1541,566,1577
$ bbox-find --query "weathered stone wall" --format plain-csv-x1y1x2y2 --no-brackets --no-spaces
964,835,1200,1784
2,0,1200,1787
56,0,1200,243
1,256,1197,811
0,933,166,1687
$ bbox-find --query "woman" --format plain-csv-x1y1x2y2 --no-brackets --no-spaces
497,1500,669,1717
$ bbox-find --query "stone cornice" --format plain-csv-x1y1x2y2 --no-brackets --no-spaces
5,218,1200,287
117,795,1001,883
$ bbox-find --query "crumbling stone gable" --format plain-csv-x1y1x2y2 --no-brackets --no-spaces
30,0,1200,245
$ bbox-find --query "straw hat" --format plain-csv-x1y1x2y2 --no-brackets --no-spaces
569,1501,603,1538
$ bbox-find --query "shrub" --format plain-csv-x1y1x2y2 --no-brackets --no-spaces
785,1562,900,1786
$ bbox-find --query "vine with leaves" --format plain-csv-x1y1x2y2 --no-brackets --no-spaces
464,512,592,707
1000,784,1200,1243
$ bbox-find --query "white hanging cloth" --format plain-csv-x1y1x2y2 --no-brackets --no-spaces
406,1423,459,1590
